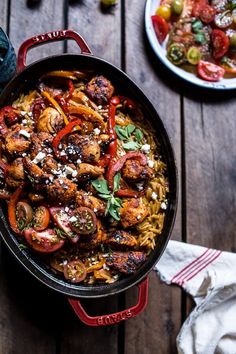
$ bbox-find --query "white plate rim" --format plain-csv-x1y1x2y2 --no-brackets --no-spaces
145,0,236,90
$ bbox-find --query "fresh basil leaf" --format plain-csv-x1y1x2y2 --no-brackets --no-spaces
115,126,128,140
92,178,110,194
126,124,136,136
108,205,121,221
112,197,122,207
105,199,112,216
135,128,143,142
194,32,207,45
123,141,140,151
113,173,121,192
98,194,112,200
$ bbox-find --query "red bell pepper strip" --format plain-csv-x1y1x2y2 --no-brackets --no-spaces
107,151,147,190
8,185,24,234
52,119,82,158
66,79,74,100
115,188,139,198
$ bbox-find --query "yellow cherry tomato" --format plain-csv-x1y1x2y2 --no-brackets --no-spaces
156,5,172,21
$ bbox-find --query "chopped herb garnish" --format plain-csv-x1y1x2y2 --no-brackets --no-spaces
122,141,140,151
92,179,110,195
19,243,28,250
115,124,144,151
192,19,203,33
194,32,207,45
55,227,67,239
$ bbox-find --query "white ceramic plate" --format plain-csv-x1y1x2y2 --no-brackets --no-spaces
145,0,236,90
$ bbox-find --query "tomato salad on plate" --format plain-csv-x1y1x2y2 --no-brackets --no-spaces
0,71,169,285
151,0,236,81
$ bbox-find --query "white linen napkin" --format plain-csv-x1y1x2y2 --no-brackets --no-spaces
154,240,236,354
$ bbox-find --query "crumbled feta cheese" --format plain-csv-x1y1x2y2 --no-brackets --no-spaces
19,129,31,139
103,264,110,270
137,215,141,220
119,151,126,156
20,111,27,116
94,128,100,135
32,152,46,164
148,159,154,168
49,176,54,182
60,151,66,156
77,159,81,164
97,105,102,109
136,182,144,191
59,179,64,185
65,165,74,174
72,170,78,177
141,144,150,153
151,192,158,200
65,206,69,212
93,208,98,212
161,202,167,210
28,112,33,117
22,119,28,124
63,260,68,265
69,216,77,222
22,153,27,157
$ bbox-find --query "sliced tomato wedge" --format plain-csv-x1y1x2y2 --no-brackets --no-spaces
211,29,229,59
64,260,87,283
50,207,79,243
199,5,216,23
34,206,50,231
16,201,33,231
24,228,65,253
197,60,225,81
151,15,169,44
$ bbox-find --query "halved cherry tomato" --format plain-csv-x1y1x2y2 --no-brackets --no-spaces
198,60,225,81
64,260,87,283
156,4,171,21
199,5,216,23
212,29,229,59
34,206,50,231
70,207,97,235
50,207,79,243
192,0,208,17
16,201,33,231
219,56,236,73
24,228,65,253
151,15,169,44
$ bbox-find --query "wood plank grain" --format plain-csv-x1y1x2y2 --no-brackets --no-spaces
0,0,8,32
0,1,65,353
184,96,236,250
9,0,65,65
59,2,122,353
124,1,182,353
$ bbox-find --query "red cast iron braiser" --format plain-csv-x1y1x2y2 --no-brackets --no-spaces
0,30,178,326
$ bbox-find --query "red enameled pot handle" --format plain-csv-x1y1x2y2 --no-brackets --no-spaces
68,277,149,326
17,29,92,73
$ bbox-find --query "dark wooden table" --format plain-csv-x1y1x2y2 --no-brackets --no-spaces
0,1,236,353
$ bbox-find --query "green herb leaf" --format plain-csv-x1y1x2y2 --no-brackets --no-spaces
123,141,140,151
115,126,128,140
113,172,121,192
108,206,120,221
92,178,110,194
135,128,144,142
98,194,112,200
192,19,203,33
194,32,207,45
105,199,112,216
55,227,67,239
112,197,122,207
19,243,28,250
126,124,136,135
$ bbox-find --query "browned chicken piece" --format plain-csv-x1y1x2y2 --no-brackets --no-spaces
67,134,101,163
46,177,77,204
76,190,106,216
122,159,154,183
42,156,58,173
120,198,149,228
23,157,52,186
28,192,45,203
85,75,114,105
106,251,146,274
78,220,107,249
105,230,138,250
37,107,64,133
77,163,104,181
4,125,31,156
6,158,25,188
30,132,53,159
